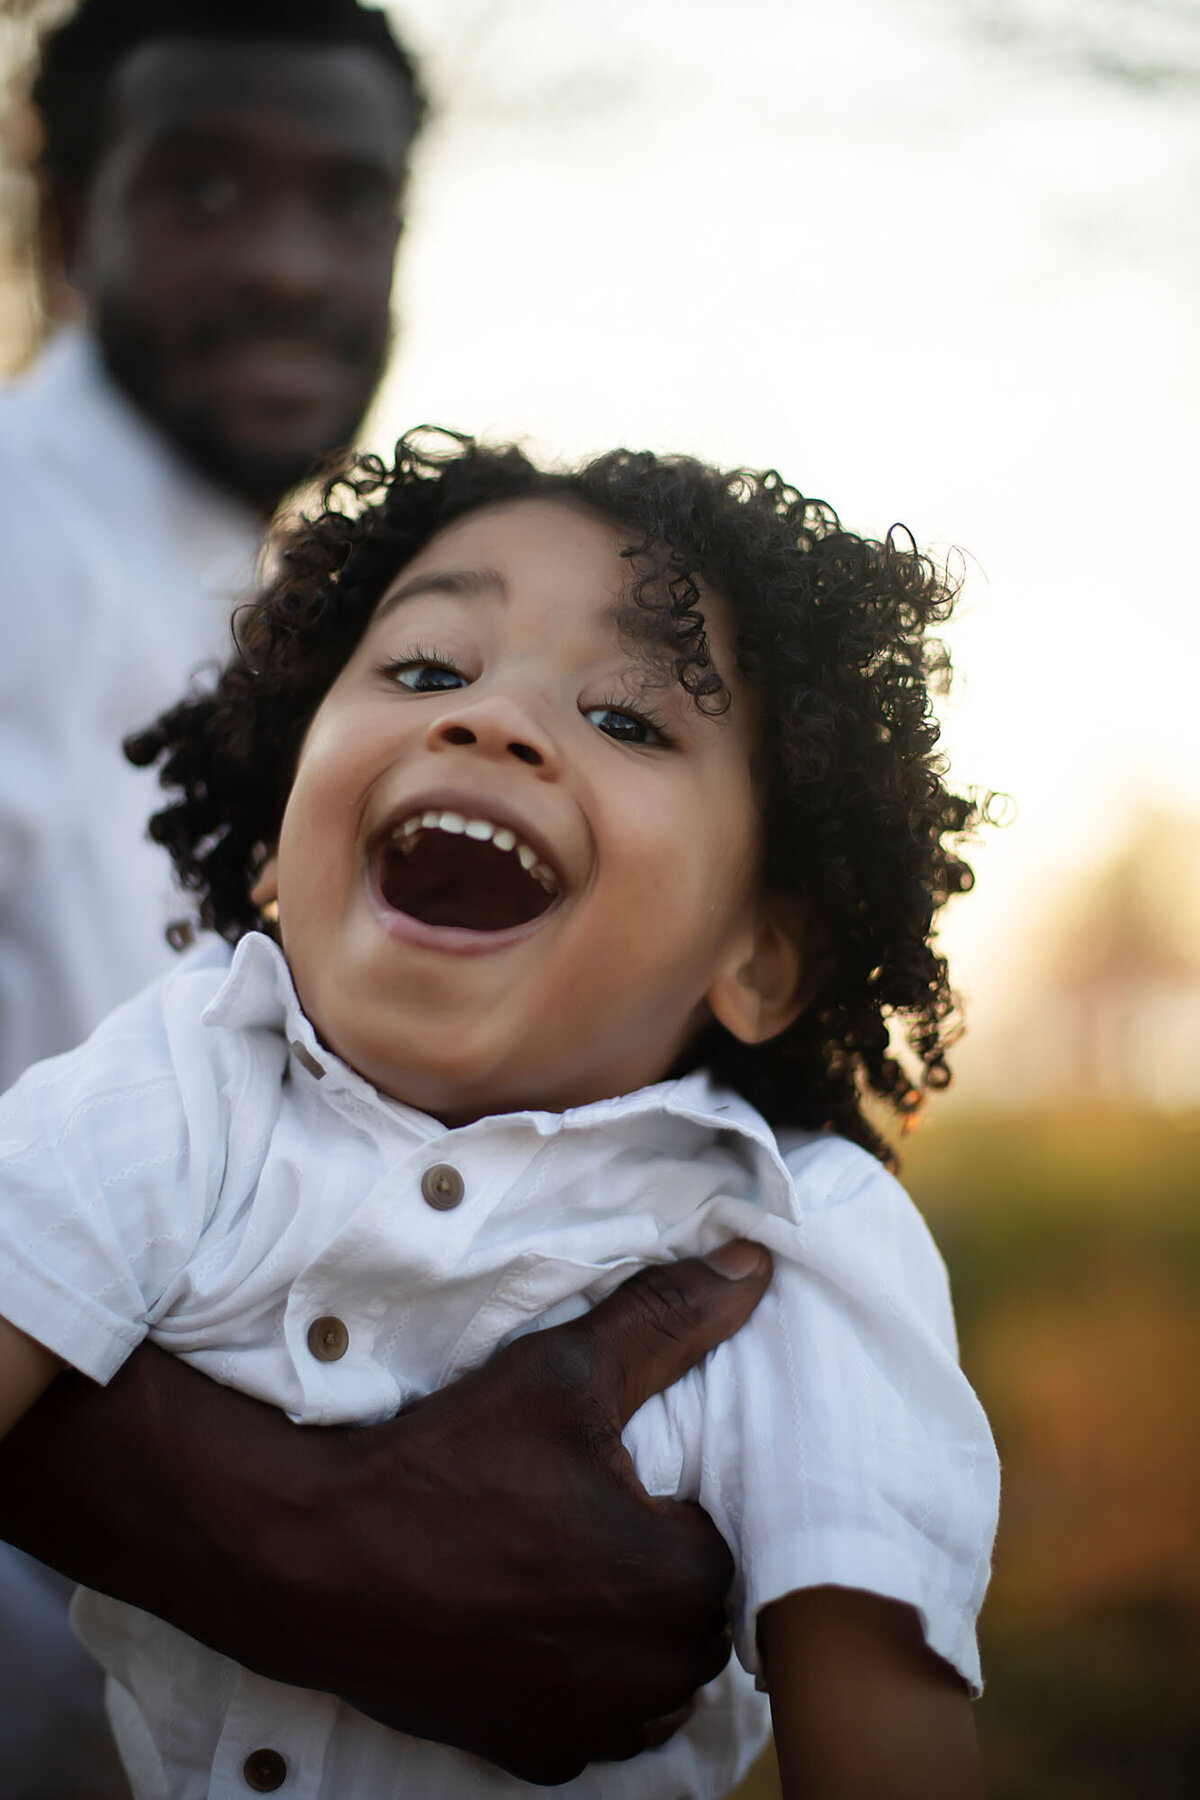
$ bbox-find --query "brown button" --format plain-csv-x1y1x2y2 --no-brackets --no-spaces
420,1163,465,1210
306,1315,349,1362
243,1747,287,1791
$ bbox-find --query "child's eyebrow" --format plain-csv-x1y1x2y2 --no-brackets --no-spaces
373,567,505,623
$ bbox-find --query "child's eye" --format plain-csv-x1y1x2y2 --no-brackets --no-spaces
383,659,468,694
583,705,667,748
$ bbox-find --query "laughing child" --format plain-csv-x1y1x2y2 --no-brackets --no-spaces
0,431,997,1799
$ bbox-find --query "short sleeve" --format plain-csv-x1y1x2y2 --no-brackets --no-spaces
0,954,237,1383
623,1138,999,1693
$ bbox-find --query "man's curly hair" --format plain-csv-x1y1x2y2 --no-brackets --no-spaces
128,428,980,1165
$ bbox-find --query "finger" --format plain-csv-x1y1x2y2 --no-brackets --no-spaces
589,1700,697,1766
544,1620,729,1765
581,1617,733,1765
553,1244,771,1428
579,1491,735,1635
702,1613,736,1685
639,1699,696,1752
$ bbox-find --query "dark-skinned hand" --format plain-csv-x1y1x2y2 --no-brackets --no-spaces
0,1241,770,1785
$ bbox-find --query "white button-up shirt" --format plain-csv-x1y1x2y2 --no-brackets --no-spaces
0,934,999,1800
0,328,260,1092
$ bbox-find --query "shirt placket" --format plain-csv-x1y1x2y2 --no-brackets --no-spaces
283,1126,539,1420
208,1670,337,1800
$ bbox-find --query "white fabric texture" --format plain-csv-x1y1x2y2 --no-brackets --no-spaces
0,327,260,1093
0,932,999,1800
0,327,259,1797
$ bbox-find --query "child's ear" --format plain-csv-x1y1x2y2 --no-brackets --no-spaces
706,897,819,1046
249,855,279,912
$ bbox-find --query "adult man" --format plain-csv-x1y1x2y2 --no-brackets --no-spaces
0,3,766,1794
0,0,421,1087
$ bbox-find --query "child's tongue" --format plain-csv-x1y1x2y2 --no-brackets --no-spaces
379,831,555,932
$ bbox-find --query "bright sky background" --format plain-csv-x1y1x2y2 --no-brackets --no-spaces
367,0,1200,1064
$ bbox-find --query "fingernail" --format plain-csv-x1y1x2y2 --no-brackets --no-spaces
703,1240,767,1281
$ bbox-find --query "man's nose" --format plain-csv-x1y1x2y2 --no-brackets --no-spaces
426,692,562,776
231,201,337,306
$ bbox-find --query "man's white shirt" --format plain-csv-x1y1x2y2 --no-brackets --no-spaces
0,327,260,1091
0,932,1000,1800
0,326,260,1796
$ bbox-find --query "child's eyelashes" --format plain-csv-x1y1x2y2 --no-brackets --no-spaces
583,703,672,749
378,652,469,694
375,653,672,749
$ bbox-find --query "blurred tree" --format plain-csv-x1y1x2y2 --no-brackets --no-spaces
0,1,57,372
943,0,1200,91
1042,815,1200,1106
964,812,1200,1110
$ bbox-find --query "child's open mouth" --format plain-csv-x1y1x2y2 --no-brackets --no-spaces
373,810,561,933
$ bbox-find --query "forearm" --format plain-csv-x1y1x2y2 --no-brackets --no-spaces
0,1342,337,1650
0,1315,61,1439
0,1338,715,1775
0,1252,769,1782
761,1587,986,1800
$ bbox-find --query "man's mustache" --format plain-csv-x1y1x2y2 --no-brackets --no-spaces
183,308,376,364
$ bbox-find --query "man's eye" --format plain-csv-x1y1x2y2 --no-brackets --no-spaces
179,172,242,217
583,706,663,747
388,661,467,694
325,174,398,229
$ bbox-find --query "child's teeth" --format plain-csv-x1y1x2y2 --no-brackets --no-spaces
391,812,560,898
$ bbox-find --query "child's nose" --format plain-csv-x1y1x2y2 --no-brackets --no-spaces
425,693,561,775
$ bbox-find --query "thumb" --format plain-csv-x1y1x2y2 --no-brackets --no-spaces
555,1242,772,1430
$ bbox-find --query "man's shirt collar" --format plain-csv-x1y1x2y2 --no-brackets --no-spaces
17,326,259,570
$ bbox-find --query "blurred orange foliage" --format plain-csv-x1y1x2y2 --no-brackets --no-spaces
978,1267,1200,1620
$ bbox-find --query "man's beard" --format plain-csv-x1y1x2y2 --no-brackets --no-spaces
95,295,392,514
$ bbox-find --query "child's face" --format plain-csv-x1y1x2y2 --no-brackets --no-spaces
254,497,800,1121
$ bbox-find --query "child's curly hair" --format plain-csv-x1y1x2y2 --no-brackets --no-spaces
128,428,980,1165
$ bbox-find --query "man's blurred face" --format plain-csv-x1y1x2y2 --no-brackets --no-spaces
70,39,416,512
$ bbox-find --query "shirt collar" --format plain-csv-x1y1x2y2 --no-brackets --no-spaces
200,929,434,1122
202,931,802,1203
